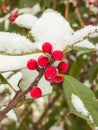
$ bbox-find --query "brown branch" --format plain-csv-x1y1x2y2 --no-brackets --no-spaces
52,0,56,10
33,95,59,130
72,0,85,27
65,0,70,20
0,60,54,121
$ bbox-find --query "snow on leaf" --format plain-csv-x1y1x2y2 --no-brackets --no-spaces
14,14,38,29
0,53,42,72
73,39,95,50
6,110,18,121
19,69,53,97
30,10,73,51
18,4,41,15
0,32,36,55
63,75,98,129
65,25,98,46
71,94,89,116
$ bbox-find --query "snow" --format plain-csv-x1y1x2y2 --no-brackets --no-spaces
65,25,98,46
30,10,73,51
0,32,36,55
95,127,98,130
8,72,22,91
14,14,38,29
73,39,95,50
71,94,89,116
71,94,95,124
6,110,18,121
49,126,64,130
20,69,53,96
30,10,97,51
18,4,41,15
0,53,42,72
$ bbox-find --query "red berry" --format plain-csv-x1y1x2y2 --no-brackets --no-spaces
88,1,93,5
53,75,64,83
1,4,7,10
42,42,52,53
45,66,57,81
10,13,18,23
27,59,38,70
58,61,69,73
30,87,42,98
52,50,64,60
38,56,49,67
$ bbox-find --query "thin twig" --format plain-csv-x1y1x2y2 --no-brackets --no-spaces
33,95,59,130
0,60,54,121
72,0,85,27
65,0,70,20
52,0,56,10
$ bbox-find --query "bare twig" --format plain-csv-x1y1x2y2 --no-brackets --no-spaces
33,95,59,130
65,0,70,20
52,0,56,10
72,0,85,27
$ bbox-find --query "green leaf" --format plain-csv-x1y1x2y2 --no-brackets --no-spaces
63,75,98,130
0,74,8,84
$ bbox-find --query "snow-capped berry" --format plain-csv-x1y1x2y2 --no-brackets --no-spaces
45,66,57,81
52,50,64,60
10,13,18,23
58,61,69,73
53,75,64,83
38,56,49,67
42,42,52,53
30,87,42,98
27,59,38,70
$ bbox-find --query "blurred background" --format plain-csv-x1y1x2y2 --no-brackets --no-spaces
0,0,98,130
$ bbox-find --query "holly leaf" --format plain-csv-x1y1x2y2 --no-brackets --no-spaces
0,53,42,72
0,32,36,55
72,40,95,51
63,75,98,130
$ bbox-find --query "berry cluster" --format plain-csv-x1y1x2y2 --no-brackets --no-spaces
10,13,18,23
27,42,69,99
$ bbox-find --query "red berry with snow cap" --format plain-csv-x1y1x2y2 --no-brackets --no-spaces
45,66,57,81
52,50,64,60
53,75,64,83
30,87,42,98
42,42,52,53
27,59,38,70
38,56,49,67
58,61,69,73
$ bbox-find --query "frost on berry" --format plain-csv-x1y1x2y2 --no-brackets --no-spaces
53,75,64,83
45,66,57,81
52,50,64,60
30,87,42,98
27,59,38,70
58,61,69,73
38,56,49,67
42,42,52,53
